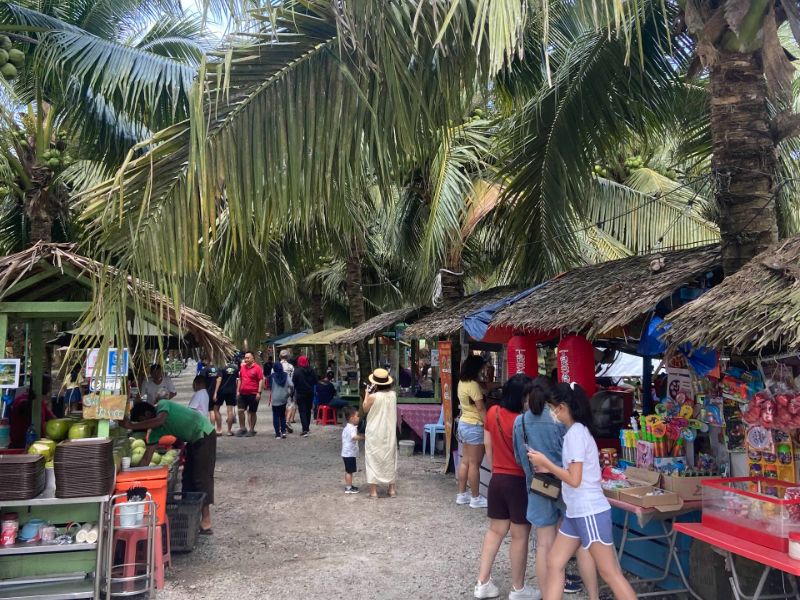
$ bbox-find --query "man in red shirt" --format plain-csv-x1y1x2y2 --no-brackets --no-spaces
235,351,264,437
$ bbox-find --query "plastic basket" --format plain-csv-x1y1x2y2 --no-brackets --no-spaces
166,492,206,552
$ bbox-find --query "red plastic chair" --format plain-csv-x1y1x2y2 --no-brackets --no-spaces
113,523,168,590
316,404,337,425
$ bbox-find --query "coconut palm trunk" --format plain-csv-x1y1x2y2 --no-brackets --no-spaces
709,50,779,274
310,285,327,374
344,241,371,386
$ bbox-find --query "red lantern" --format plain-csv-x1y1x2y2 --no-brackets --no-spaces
557,335,596,397
506,335,539,378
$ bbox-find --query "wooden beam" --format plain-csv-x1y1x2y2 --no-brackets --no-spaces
0,313,6,359
0,301,91,317
2,269,58,298
15,277,75,302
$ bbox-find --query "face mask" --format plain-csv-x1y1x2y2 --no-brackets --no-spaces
548,406,559,423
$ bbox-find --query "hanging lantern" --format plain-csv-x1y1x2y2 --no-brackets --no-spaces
506,335,539,378
557,335,597,397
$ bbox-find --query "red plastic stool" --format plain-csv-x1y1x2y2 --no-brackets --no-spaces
113,524,166,590
316,404,337,425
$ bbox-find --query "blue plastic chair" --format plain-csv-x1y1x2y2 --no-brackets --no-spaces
422,406,446,457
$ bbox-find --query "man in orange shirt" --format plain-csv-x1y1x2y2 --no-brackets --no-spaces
235,351,263,437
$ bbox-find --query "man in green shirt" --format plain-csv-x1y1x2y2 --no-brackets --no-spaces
123,400,217,533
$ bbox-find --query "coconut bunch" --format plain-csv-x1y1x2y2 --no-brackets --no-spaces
0,35,25,80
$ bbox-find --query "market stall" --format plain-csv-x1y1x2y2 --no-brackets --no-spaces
466,245,727,594
659,235,800,599
0,243,233,599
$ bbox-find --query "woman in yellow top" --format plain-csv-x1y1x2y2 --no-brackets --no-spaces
456,355,489,508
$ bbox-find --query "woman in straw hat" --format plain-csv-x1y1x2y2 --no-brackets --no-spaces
362,368,399,498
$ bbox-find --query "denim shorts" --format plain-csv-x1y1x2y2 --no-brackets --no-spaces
457,421,484,445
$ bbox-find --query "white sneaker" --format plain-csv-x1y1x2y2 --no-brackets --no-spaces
474,578,500,599
508,585,541,600
456,491,471,505
470,495,488,509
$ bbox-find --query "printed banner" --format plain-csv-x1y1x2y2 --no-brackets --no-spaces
438,341,453,473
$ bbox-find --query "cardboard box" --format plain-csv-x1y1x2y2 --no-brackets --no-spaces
618,486,684,512
602,467,661,501
661,474,713,501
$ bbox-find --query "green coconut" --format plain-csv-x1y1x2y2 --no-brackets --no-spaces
46,158,60,169
7,48,24,67
0,36,10,51
0,49,7,67
1,63,16,80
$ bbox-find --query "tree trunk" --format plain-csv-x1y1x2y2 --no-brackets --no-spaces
28,207,53,244
275,306,285,335
439,268,464,303
709,50,779,275
310,284,327,374
344,241,371,386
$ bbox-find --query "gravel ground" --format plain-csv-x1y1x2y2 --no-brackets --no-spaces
158,372,590,600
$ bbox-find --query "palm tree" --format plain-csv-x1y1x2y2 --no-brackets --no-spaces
0,0,211,246
466,0,800,275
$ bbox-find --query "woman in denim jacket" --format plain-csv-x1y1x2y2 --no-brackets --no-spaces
513,377,599,599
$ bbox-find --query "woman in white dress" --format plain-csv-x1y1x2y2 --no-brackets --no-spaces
363,368,398,499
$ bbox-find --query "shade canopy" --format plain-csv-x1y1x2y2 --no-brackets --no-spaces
281,327,350,347
334,306,421,344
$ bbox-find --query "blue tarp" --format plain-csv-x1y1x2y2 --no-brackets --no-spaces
638,316,717,376
463,284,546,341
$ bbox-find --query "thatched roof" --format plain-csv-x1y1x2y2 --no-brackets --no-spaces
335,306,422,344
0,242,235,361
405,287,524,339
493,245,721,339
664,236,800,354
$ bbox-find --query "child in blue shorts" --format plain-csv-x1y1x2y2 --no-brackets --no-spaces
527,383,636,600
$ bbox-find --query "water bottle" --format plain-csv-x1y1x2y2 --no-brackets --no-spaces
25,425,38,449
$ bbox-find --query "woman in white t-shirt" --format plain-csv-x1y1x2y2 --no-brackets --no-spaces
527,383,635,600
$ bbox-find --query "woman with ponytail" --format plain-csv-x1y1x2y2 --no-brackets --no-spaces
527,383,635,600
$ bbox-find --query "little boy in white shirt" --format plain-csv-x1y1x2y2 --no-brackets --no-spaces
341,406,364,494
188,375,210,418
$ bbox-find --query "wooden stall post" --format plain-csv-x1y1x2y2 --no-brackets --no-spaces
0,313,7,359
30,320,44,436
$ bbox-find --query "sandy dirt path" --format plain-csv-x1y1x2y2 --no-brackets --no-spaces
158,373,589,600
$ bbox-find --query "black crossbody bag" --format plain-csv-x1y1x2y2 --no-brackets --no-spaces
520,415,562,501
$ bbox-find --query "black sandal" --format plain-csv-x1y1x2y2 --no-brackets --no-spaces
199,527,214,535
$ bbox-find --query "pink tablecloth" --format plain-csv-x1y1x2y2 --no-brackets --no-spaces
396,404,442,440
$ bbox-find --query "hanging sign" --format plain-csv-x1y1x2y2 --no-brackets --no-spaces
86,348,129,379
438,341,453,472
0,359,21,389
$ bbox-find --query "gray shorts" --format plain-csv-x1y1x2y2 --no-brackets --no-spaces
559,509,614,549
457,421,484,445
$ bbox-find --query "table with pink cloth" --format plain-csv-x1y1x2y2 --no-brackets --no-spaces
396,404,442,440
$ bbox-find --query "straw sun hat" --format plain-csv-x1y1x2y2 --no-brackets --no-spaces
368,368,394,386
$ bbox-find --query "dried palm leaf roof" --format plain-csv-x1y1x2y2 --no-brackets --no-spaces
334,306,423,344
0,242,235,361
492,245,721,339
405,287,525,339
664,236,800,354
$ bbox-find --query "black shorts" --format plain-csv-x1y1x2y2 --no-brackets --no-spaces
216,393,236,407
183,433,216,505
343,457,357,474
237,394,259,413
487,474,529,525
